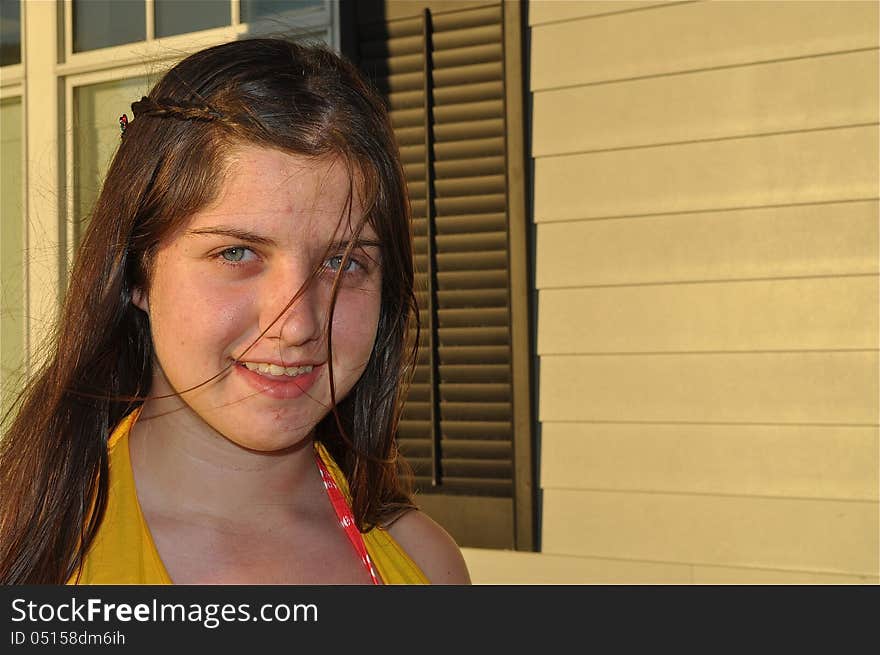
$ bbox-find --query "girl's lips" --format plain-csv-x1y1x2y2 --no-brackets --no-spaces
235,361,324,400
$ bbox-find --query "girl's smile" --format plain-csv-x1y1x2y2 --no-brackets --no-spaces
234,360,324,400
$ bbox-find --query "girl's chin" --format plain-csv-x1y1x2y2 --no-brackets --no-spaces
226,432,315,455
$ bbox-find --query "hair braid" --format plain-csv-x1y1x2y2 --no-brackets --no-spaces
130,96,222,123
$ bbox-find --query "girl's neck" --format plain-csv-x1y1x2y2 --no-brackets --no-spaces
129,396,322,526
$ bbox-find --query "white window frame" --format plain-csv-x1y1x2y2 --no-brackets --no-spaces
2,0,340,376
0,83,25,417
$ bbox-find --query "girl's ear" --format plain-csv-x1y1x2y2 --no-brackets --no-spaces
132,287,149,313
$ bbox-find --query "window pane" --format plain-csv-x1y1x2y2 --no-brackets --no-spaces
74,77,149,246
1,97,24,427
73,0,146,52
240,0,322,22
0,0,21,66
155,0,230,38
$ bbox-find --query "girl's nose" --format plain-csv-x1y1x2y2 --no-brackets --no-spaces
262,268,324,348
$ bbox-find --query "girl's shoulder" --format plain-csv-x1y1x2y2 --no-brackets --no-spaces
384,509,471,585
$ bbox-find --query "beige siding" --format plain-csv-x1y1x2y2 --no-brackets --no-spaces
529,1,681,26
535,125,878,221
536,201,879,288
541,423,879,502
691,565,878,585
540,352,877,425
530,0,878,90
462,547,694,584
509,0,880,585
538,277,878,353
533,49,879,157
542,489,878,575
462,546,879,584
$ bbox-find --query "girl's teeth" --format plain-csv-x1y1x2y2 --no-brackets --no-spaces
243,362,314,377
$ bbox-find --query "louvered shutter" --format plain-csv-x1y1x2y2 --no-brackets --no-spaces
351,1,532,550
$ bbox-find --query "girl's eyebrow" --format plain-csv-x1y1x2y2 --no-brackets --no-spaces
186,227,383,250
331,238,383,250
186,226,277,247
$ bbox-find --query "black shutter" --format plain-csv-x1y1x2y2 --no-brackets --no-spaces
351,1,532,550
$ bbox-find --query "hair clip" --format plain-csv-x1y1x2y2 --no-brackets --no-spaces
119,114,129,137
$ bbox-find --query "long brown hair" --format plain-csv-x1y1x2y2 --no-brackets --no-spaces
0,39,418,584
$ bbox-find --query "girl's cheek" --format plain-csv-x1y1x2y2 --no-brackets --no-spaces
334,290,381,326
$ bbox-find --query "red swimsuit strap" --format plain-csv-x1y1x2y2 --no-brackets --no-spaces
314,451,380,585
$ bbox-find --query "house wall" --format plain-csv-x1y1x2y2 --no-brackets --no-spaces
462,0,879,584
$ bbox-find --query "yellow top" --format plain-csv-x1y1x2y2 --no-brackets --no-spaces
68,411,428,585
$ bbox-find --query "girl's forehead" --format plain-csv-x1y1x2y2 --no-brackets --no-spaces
179,145,376,241
221,146,358,205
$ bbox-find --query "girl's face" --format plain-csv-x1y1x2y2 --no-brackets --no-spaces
134,146,382,451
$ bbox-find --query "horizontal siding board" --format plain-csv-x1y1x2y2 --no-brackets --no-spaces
461,548,878,584
539,351,879,424
691,564,879,585
536,200,879,288
461,548,693,584
537,276,879,353
529,1,677,26
542,488,879,575
535,125,879,222
540,422,879,501
533,49,880,157
530,0,879,90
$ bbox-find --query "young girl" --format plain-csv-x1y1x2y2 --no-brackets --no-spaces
0,38,470,585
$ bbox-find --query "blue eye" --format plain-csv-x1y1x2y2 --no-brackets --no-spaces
325,255,360,273
220,247,252,263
